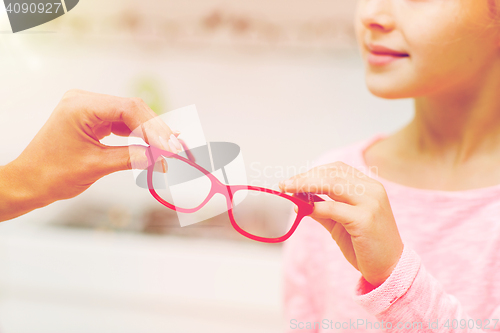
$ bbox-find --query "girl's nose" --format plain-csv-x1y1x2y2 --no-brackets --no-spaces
358,0,396,33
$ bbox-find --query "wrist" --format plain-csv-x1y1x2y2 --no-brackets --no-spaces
366,261,399,288
365,243,405,288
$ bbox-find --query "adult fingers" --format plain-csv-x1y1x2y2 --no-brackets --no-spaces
98,145,168,175
62,90,179,153
111,122,132,137
111,122,181,138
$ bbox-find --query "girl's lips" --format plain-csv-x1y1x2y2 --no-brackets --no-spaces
367,52,409,66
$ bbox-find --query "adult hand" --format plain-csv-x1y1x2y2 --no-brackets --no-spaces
279,161,404,288
0,89,182,221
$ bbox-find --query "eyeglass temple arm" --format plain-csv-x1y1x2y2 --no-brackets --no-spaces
158,135,319,203
177,138,196,163
293,192,325,204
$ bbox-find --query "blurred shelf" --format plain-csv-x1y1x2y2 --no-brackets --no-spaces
2,0,358,55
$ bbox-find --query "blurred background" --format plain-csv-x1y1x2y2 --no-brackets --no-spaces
0,1,413,332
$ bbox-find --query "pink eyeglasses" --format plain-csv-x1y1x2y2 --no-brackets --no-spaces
145,143,324,243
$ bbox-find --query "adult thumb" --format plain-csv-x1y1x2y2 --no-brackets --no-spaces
100,145,167,175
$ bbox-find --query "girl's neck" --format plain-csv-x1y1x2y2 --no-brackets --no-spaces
403,62,500,166
364,61,500,191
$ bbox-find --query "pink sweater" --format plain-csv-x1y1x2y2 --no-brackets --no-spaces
283,133,500,332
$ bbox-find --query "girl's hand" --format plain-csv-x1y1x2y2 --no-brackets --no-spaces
279,161,404,288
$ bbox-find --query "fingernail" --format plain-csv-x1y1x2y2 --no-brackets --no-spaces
173,130,181,137
168,140,179,154
279,179,294,192
159,136,169,151
170,134,183,151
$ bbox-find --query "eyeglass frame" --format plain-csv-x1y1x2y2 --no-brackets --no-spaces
145,144,325,243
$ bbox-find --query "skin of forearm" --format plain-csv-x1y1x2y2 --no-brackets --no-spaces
0,161,51,222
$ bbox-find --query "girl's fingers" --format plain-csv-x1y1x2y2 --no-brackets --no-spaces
309,215,337,233
308,200,358,229
307,211,359,270
280,162,375,206
308,201,363,239
282,173,365,205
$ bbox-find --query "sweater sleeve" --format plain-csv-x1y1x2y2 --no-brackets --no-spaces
352,244,500,332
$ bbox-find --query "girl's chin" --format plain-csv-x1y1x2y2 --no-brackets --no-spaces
366,85,413,100
365,74,414,99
